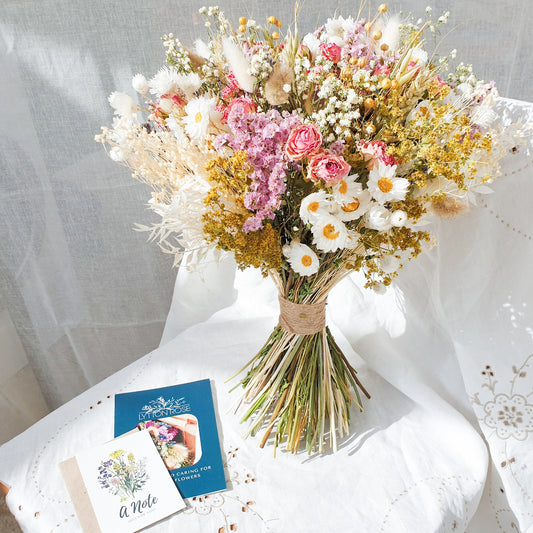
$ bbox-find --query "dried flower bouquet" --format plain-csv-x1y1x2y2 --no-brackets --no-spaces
97,4,520,453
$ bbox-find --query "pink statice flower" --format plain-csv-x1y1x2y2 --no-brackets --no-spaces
357,140,397,169
307,151,351,185
215,106,302,232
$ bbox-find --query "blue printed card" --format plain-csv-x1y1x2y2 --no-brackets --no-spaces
114,379,226,498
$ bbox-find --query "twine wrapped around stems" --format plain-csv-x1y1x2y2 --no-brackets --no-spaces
278,295,326,335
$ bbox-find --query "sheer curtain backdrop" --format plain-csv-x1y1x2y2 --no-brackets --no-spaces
0,0,531,441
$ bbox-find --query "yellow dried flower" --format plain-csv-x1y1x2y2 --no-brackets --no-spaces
202,152,282,274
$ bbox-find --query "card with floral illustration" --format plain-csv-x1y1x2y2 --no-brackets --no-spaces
114,379,226,498
61,430,185,533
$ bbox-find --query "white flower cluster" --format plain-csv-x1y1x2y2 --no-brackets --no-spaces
352,67,380,92
311,78,362,142
294,55,312,94
448,62,483,89
162,34,193,74
249,47,273,83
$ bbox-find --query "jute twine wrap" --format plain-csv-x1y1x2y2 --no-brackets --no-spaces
278,295,326,335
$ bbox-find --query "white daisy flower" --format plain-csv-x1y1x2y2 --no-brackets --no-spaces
108,92,138,120
182,96,217,140
148,67,179,97
334,189,372,222
365,204,392,231
282,242,320,276
331,173,361,204
300,191,332,224
311,214,348,252
367,163,409,204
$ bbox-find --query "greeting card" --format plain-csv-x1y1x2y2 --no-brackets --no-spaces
60,430,185,533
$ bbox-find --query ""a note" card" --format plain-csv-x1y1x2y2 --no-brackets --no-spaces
61,430,185,533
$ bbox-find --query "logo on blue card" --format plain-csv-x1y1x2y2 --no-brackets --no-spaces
139,396,191,420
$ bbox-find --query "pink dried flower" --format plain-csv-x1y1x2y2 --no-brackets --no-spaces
374,65,390,76
222,97,257,123
307,151,351,185
358,140,397,169
320,42,342,63
285,123,323,160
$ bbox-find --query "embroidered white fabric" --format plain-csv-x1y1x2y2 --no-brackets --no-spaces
0,99,531,531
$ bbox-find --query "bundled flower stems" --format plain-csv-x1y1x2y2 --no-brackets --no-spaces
97,3,522,453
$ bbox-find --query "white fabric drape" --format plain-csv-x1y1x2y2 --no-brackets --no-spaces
1,0,532,412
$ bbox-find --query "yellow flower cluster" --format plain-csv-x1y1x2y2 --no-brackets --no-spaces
202,151,282,273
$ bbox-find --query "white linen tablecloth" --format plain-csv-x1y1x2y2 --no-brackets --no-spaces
0,98,532,532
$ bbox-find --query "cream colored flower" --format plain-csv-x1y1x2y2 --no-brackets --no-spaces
390,209,407,227
183,96,216,140
344,230,362,250
311,215,347,252
365,204,392,231
148,67,179,97
406,99,435,127
108,92,138,119
367,163,409,204
299,191,331,224
176,73,202,99
282,242,320,276
132,74,148,96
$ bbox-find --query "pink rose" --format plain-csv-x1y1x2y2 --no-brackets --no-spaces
358,140,397,170
222,97,257,123
307,151,351,185
285,123,323,160
319,42,342,63
374,65,390,76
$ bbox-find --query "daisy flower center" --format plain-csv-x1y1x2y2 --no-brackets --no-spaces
342,198,360,212
308,201,320,212
378,177,393,193
323,224,339,240
301,254,313,267
338,180,348,194
195,111,203,123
